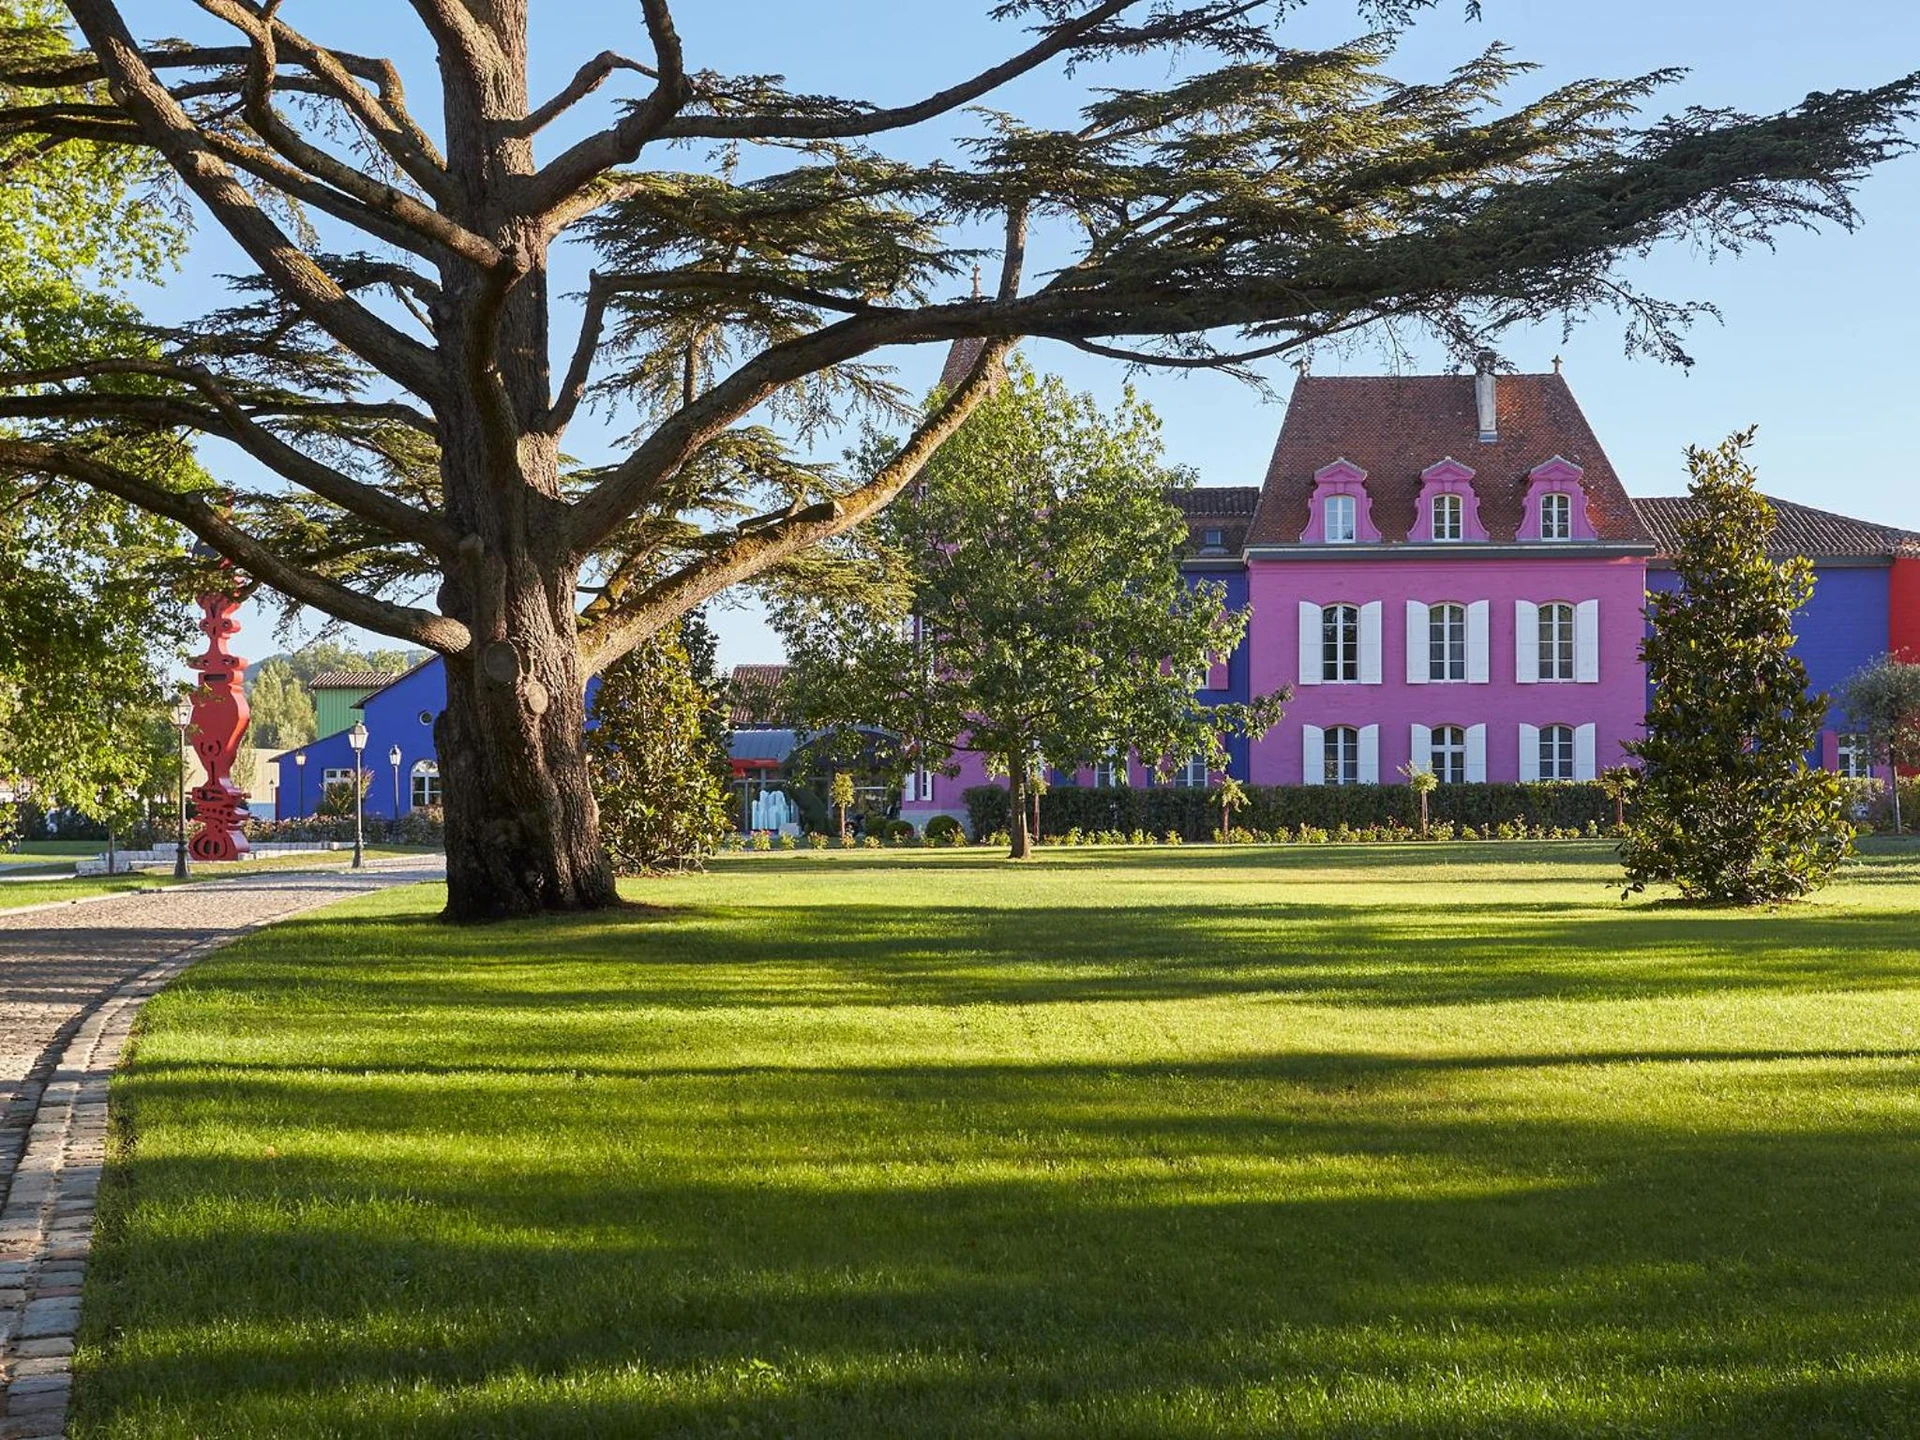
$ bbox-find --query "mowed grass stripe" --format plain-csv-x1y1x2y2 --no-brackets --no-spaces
73,843,1920,1438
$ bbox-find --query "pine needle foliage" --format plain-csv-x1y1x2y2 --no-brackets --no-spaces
1622,431,1853,904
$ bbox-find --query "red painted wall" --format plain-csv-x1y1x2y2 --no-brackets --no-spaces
1892,556,1920,663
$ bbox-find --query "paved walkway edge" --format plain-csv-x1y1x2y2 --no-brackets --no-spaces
0,933,222,1440
0,860,442,1439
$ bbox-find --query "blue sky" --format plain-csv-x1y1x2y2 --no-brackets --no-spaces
120,0,1920,666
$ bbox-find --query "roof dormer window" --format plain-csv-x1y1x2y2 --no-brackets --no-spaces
1325,494,1356,543
1432,492,1463,542
1203,527,1224,548
1541,492,1571,541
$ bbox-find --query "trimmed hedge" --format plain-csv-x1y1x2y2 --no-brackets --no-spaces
964,781,1618,841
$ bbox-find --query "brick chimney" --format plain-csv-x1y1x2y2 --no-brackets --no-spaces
1474,350,1498,442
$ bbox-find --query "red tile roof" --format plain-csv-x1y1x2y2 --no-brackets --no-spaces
726,664,789,727
1634,495,1920,561
307,669,400,690
1247,372,1649,547
1171,486,1261,555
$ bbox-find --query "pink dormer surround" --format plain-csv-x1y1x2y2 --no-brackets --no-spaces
1519,456,1599,541
1412,457,1490,543
1300,459,1383,543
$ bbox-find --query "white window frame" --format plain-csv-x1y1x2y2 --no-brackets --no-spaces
1429,725,1468,785
1324,493,1357,543
322,767,355,789
1838,734,1872,779
1431,492,1463,542
1540,602,1576,682
1174,754,1209,788
1539,724,1576,782
1541,491,1572,541
1325,726,1361,786
1429,603,1467,682
1203,527,1225,548
1322,603,1359,683
410,760,442,809
1093,755,1128,788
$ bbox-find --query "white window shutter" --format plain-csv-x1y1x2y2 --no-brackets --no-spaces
1358,725,1379,784
1410,723,1431,772
1465,724,1487,783
1518,723,1541,782
1405,601,1428,685
1574,723,1597,781
1302,725,1325,786
1575,599,1601,683
1359,601,1383,685
1298,601,1321,686
1466,600,1490,684
1515,601,1540,684
902,770,917,803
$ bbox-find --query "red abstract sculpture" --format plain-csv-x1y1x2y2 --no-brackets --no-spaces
188,587,252,861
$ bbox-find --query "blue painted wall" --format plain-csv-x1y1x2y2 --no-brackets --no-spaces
1187,564,1253,781
1646,561,1891,729
274,661,447,820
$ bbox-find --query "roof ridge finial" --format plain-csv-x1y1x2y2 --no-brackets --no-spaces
971,264,983,300
1552,355,1563,375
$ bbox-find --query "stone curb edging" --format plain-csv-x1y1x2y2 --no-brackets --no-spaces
0,935,219,1440
0,860,441,1439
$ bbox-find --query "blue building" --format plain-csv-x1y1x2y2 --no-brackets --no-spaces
1635,495,1918,776
274,661,446,821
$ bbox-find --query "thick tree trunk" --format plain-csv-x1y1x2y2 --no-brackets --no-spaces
437,623,617,921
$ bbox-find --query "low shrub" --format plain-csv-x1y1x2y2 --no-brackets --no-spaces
924,815,964,845
806,832,829,850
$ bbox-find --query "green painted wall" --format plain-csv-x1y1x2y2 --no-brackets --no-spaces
313,685,378,738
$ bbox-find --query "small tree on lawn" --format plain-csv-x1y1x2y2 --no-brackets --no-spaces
777,363,1285,860
586,622,731,875
1838,654,1920,833
1598,765,1637,833
1398,763,1437,837
1622,430,1852,903
1218,775,1249,840
830,771,857,840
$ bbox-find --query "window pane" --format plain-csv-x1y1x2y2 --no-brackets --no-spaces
1326,495,1355,542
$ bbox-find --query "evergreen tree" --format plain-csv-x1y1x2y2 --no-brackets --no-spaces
587,621,731,875
1622,431,1853,903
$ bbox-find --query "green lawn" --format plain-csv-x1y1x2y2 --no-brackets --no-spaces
75,844,1920,1438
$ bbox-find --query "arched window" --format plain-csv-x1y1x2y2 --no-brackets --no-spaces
1325,726,1361,785
1321,603,1359,682
1541,492,1572,541
1539,602,1576,681
1324,493,1356,543
1431,492,1463,541
1428,603,1466,682
1429,725,1467,785
410,760,442,809
1539,725,1575,781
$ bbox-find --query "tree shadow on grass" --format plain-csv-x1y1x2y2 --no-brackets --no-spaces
77,1054,1920,1438
155,894,1920,1017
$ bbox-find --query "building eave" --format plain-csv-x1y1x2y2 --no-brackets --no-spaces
1244,542,1655,561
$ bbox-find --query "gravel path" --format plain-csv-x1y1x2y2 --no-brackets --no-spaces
0,858,443,1438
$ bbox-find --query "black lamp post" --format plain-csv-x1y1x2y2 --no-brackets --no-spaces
294,750,307,819
389,744,403,820
348,721,367,869
170,693,194,880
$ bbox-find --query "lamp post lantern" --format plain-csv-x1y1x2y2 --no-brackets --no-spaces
169,693,194,879
348,721,368,869
389,744,403,820
294,750,307,819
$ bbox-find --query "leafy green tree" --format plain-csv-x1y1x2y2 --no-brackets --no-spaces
1622,431,1853,903
0,4,1913,914
587,622,731,875
829,772,857,840
247,658,318,749
1837,654,1920,833
779,364,1285,859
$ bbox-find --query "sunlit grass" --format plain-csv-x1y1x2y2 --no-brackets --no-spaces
73,843,1920,1437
